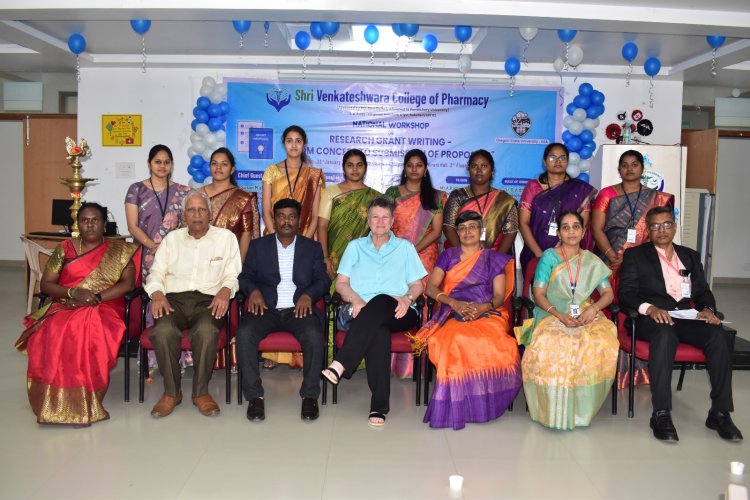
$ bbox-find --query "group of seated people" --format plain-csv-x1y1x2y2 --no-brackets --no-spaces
17,125,741,443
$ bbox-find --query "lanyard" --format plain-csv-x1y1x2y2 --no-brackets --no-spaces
545,180,566,225
560,246,583,295
621,183,642,228
284,160,302,198
148,179,170,219
468,187,491,217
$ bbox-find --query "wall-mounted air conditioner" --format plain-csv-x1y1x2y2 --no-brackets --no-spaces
715,97,750,128
3,81,43,111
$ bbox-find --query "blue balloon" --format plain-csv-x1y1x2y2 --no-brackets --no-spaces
294,31,311,50
644,56,661,77
190,155,204,168
207,104,222,117
400,23,419,37
454,25,472,43
557,29,577,43
578,83,593,96
219,101,230,114
310,22,324,40
201,162,212,176
422,34,438,53
67,33,86,55
321,22,340,37
706,35,726,49
573,95,591,109
197,96,211,110
264,21,270,34
130,19,151,35
566,136,583,153
622,42,638,62
191,119,200,131
562,130,573,142
578,172,590,183
579,130,594,143
582,140,596,150
392,24,403,37
208,117,223,131
232,20,251,35
579,147,594,160
364,25,379,45
566,103,577,115
504,57,521,77
193,109,209,123
586,105,604,118
188,165,200,176
193,172,206,183
590,90,605,105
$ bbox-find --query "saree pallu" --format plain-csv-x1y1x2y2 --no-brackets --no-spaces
519,179,597,275
262,164,325,236
411,248,521,430
445,188,518,251
328,187,380,272
516,249,617,430
18,239,139,426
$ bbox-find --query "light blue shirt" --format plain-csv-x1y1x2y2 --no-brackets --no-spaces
337,231,427,303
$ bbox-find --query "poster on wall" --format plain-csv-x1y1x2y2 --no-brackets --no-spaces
101,114,142,146
226,80,563,200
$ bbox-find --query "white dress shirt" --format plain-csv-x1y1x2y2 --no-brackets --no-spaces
144,225,241,298
275,235,297,308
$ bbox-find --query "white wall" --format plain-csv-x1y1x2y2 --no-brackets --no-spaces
78,68,684,231
713,137,750,279
0,120,25,260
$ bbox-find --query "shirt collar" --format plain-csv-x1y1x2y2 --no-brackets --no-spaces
276,234,297,250
367,231,394,249
185,225,213,241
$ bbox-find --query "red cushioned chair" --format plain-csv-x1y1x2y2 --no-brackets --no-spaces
330,295,425,406
137,297,235,405
235,294,330,405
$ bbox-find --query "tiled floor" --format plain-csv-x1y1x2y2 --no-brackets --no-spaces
1,265,748,499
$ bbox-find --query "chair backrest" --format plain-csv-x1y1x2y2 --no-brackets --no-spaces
20,236,53,278
522,256,539,301
502,258,515,313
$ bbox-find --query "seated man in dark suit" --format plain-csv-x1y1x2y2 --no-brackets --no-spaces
236,198,331,422
619,206,741,442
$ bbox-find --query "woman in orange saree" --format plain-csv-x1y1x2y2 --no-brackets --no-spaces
17,203,139,426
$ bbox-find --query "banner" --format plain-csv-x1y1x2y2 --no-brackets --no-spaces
226,80,562,200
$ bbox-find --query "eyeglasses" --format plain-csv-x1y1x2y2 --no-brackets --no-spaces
546,155,568,163
469,164,491,171
456,223,482,233
185,207,209,215
648,221,675,231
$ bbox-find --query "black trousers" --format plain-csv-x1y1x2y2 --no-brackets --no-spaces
236,307,324,400
335,294,418,413
634,316,733,412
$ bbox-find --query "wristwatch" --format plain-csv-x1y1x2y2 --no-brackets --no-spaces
406,293,414,304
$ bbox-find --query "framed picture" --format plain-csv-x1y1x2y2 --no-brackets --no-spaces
102,114,141,146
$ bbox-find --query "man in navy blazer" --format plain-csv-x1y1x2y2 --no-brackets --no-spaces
236,198,331,422
619,206,741,442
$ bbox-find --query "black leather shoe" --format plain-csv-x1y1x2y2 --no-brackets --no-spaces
301,397,319,421
246,397,265,421
650,410,679,442
706,411,743,441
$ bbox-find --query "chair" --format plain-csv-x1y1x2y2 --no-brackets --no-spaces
137,296,234,405
613,308,737,418
329,295,425,405
422,257,518,407
235,294,330,406
20,236,53,314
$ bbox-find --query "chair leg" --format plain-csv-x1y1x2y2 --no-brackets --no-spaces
124,337,130,403
628,322,636,418
237,366,243,405
423,357,432,406
414,354,421,407
676,363,687,391
225,345,231,405
612,349,621,415
138,347,147,403
321,344,327,405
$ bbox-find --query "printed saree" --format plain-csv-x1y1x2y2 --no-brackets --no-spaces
445,188,518,251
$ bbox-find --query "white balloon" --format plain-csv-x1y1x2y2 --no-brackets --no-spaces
568,152,581,164
214,130,227,142
568,121,584,135
215,141,226,148
192,142,206,154
519,27,538,42
579,159,592,172
563,115,573,128
190,132,202,144
210,91,223,104
583,118,598,130
566,164,581,178
458,54,472,74
202,149,213,162
573,108,587,122
553,57,564,73
188,179,203,189
196,123,210,137
202,76,216,89
215,83,227,97
567,44,584,67
200,85,212,97
187,146,197,158
204,134,217,147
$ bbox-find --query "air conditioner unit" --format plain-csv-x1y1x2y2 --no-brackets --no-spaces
3,81,43,111
715,97,750,128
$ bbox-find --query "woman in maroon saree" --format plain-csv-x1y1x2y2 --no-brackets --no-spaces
17,203,139,426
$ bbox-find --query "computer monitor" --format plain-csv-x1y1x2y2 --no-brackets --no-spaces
51,199,74,230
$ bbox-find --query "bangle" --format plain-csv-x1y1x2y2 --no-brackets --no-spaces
545,305,554,312
435,292,447,303
487,301,495,309
67,287,77,299
604,248,614,256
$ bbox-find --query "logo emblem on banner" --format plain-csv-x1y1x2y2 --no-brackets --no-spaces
511,111,532,137
266,88,291,112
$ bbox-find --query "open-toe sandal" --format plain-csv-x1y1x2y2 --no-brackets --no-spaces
321,366,342,385
368,411,386,427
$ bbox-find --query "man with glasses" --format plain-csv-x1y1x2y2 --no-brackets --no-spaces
145,190,242,418
619,206,741,442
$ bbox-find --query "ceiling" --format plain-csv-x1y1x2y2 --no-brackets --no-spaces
0,1,749,89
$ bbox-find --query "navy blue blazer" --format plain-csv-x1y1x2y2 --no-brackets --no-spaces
238,234,331,325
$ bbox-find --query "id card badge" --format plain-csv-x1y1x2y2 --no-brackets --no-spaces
480,227,487,241
680,281,691,298
548,222,558,236
570,304,581,318
626,228,637,243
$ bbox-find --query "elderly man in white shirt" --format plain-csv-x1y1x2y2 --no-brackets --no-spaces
144,190,241,418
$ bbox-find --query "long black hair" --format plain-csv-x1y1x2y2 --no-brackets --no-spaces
400,149,438,211
282,125,309,165
210,147,238,186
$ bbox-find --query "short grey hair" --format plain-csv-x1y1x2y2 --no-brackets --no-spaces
366,196,395,217
182,189,212,215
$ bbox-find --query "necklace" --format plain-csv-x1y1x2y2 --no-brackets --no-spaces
403,184,420,194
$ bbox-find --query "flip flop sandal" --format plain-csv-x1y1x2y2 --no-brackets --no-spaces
368,411,386,427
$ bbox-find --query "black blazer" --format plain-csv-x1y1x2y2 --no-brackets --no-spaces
619,242,716,314
239,234,331,324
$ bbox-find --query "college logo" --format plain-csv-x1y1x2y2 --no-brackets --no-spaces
266,88,291,112
511,111,531,137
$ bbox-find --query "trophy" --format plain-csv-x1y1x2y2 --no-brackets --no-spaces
62,137,96,237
